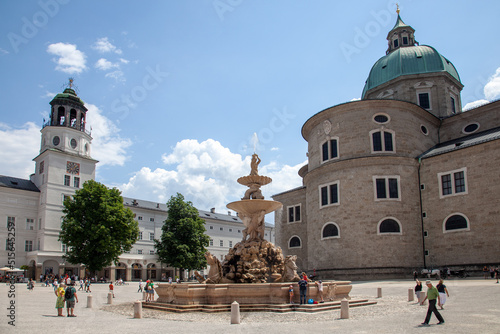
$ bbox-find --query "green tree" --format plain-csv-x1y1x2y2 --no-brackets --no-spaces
155,193,210,280
59,180,139,275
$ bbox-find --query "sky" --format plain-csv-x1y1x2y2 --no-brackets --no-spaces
1,0,499,220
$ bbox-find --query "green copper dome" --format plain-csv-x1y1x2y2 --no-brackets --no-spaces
362,45,461,99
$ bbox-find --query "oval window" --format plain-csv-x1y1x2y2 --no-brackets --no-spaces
463,123,479,134
53,136,60,146
420,125,428,135
373,114,389,124
70,138,77,149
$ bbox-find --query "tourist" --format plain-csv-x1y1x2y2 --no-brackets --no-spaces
109,282,115,298
288,285,294,304
315,280,324,303
490,266,495,279
65,282,79,317
168,277,172,284
27,278,34,291
138,279,143,292
78,279,84,291
436,279,449,309
414,279,423,302
55,283,65,317
420,280,444,326
483,266,489,279
148,280,155,302
298,277,308,304
495,267,499,283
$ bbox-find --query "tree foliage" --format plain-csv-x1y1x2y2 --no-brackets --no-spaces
59,180,139,274
155,193,210,275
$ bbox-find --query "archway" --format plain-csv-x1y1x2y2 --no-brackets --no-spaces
43,259,59,276
132,263,142,280
115,262,127,281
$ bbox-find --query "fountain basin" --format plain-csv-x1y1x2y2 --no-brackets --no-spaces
155,281,352,305
237,175,272,187
227,199,282,216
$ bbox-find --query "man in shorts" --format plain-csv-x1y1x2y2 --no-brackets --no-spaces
65,282,79,317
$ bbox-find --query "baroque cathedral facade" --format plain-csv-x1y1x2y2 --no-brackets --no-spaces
0,86,274,282
273,14,500,279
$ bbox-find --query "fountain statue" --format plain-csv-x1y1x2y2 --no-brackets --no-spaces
153,155,353,307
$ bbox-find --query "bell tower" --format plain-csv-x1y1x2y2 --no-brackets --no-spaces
30,80,97,263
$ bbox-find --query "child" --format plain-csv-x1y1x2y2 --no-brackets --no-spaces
289,285,294,304
109,282,115,298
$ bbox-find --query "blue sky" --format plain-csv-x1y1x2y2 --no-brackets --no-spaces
1,0,499,216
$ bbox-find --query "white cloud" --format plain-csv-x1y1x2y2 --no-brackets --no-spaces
85,104,132,167
0,122,40,178
118,139,303,214
92,37,122,54
95,58,119,71
463,99,489,111
484,67,500,101
119,58,129,64
463,67,500,110
47,42,87,74
104,70,125,83
0,48,8,55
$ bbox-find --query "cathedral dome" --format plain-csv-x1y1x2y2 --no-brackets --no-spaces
362,45,461,99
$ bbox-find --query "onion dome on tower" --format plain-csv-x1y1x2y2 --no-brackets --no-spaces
361,8,463,118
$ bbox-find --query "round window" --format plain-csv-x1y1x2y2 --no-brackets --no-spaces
70,138,77,149
52,136,60,146
420,125,428,135
463,123,479,134
373,114,389,124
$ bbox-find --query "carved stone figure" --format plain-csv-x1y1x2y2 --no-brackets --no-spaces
242,183,264,200
250,153,261,176
282,255,301,282
204,251,222,284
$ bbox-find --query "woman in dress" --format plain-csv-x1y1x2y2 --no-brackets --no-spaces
55,283,65,316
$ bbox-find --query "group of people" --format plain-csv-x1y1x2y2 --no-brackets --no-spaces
288,272,324,305
415,278,449,326
54,281,79,317
138,279,156,302
77,278,93,292
482,266,500,282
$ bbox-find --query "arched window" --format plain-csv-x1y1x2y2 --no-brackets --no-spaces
322,222,339,239
378,218,402,234
70,109,77,127
57,106,65,125
444,214,469,232
370,129,395,153
289,236,301,248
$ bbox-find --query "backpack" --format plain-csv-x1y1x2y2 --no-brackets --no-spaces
65,287,74,300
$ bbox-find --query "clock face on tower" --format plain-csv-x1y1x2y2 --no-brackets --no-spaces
66,161,80,175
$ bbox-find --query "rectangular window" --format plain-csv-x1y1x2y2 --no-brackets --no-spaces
451,96,456,114
209,226,213,230
38,218,42,229
149,218,154,222
149,250,155,255
438,168,467,198
402,36,408,45
149,232,154,241
393,39,399,48
26,218,34,230
25,240,33,252
229,228,232,232
220,227,223,231
138,232,143,240
137,249,143,255
6,239,12,251
219,240,223,247
62,244,67,253
138,216,143,220
374,176,400,200
229,241,233,248
322,139,338,162
319,181,339,208
7,216,15,229
209,239,214,246
64,175,70,186
384,132,393,151
418,93,430,109
73,177,80,188
287,205,301,223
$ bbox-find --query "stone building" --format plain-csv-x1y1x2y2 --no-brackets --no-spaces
273,13,500,279
0,86,274,281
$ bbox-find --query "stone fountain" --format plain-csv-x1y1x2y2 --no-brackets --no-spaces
153,154,352,307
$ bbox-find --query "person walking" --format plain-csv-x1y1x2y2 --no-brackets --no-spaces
65,282,79,317
420,280,444,326
109,282,115,298
436,279,449,309
138,279,143,292
298,277,308,305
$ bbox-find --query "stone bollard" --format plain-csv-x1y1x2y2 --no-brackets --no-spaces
134,301,142,319
230,301,240,324
377,287,382,298
87,295,93,308
418,292,426,305
340,298,349,319
107,292,113,304
408,288,414,302
142,291,147,301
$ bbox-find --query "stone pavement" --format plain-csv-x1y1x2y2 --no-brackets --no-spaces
1,278,499,333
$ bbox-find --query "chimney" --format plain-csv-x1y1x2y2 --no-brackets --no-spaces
210,208,215,213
